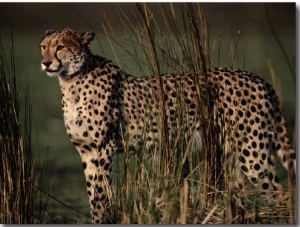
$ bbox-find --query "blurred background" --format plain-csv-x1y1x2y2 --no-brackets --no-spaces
0,3,296,223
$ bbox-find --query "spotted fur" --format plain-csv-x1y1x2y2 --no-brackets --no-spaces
40,28,296,223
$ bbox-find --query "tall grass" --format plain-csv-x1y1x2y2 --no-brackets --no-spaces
103,3,218,223
98,3,295,224
99,3,220,223
0,34,47,223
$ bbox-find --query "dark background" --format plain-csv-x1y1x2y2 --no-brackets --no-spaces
0,3,296,223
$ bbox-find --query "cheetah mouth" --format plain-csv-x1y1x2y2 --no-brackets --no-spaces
44,68,59,73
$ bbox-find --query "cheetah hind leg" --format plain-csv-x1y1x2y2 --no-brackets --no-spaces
227,165,281,224
226,167,248,224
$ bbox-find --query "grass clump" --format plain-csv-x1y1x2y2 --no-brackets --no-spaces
0,34,47,223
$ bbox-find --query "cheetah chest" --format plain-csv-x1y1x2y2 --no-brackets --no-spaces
62,98,89,143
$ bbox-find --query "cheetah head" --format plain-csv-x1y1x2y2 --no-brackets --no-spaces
40,28,95,77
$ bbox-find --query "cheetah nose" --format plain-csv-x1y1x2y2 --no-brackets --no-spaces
42,61,52,68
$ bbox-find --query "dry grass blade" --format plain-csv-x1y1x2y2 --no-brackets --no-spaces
201,205,218,224
135,3,170,174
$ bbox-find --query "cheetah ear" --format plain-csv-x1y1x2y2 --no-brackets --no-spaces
45,29,55,36
81,32,95,46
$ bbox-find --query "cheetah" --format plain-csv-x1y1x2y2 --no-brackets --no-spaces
40,28,296,223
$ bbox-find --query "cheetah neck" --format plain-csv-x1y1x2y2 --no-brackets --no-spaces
57,53,110,81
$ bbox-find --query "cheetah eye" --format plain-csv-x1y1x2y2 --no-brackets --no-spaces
40,45,46,51
57,45,65,51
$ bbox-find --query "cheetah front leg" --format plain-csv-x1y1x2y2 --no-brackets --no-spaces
74,139,116,224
